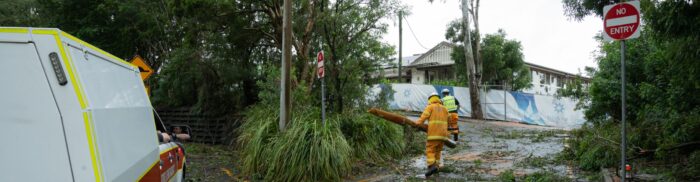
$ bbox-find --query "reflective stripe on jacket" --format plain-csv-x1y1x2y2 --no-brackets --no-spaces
415,103,450,141
442,96,458,112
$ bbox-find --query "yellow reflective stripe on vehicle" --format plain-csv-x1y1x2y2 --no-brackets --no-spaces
33,29,88,108
33,29,103,181
60,38,90,109
427,136,448,141
84,112,104,182
0,27,29,33
138,160,159,180
160,145,179,155
429,120,448,125
59,31,136,69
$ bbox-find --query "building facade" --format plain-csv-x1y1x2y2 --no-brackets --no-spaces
379,41,590,96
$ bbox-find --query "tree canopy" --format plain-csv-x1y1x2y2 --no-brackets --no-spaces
561,0,700,179
445,21,531,91
0,0,400,115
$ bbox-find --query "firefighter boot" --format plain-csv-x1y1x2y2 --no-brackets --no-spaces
425,165,439,177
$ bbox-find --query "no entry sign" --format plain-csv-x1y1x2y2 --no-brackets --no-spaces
603,1,641,41
317,51,325,78
604,2,642,181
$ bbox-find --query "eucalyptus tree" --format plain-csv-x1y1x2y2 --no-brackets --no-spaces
446,27,531,91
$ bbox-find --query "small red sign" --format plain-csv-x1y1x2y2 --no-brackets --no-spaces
603,1,641,40
318,67,324,79
317,51,325,78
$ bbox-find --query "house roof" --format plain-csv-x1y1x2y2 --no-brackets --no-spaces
406,41,590,80
525,62,575,76
526,62,591,80
408,41,455,68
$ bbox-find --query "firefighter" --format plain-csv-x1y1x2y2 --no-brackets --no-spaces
441,89,460,141
415,92,450,177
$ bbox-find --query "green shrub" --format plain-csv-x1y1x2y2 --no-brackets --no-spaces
561,121,619,171
265,115,352,181
564,114,700,180
238,105,352,181
567,13,700,179
238,103,411,180
237,105,279,176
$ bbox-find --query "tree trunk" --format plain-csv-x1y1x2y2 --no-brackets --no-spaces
298,0,318,87
280,0,292,131
461,0,483,119
471,0,482,78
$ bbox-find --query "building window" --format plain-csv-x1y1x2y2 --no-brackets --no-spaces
540,73,546,85
428,71,436,83
551,75,556,86
557,77,564,87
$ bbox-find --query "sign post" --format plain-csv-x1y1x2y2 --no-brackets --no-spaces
317,51,326,127
603,1,641,181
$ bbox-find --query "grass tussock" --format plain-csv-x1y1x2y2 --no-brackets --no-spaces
265,114,352,181
237,104,408,181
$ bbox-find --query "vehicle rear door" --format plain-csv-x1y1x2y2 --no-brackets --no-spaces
0,41,74,181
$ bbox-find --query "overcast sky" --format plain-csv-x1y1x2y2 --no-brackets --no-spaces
381,0,602,74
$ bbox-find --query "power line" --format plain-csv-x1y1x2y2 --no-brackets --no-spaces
402,16,430,50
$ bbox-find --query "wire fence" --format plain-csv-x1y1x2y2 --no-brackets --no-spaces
157,108,242,145
480,83,509,121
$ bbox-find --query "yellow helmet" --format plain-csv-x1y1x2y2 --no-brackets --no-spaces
428,92,440,103
428,92,439,99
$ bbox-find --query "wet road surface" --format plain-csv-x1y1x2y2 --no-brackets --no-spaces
353,117,578,181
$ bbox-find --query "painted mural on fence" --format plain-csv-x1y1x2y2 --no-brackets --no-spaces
376,83,586,129
509,92,545,125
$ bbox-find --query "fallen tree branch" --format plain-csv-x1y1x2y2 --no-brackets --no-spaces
592,131,644,152
629,141,700,160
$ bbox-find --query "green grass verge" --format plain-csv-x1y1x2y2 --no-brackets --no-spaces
237,104,410,181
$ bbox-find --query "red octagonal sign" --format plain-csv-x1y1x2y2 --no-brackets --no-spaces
603,1,641,41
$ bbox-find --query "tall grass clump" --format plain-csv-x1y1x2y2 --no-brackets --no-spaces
265,114,351,181
238,105,352,181
239,76,412,180
238,106,411,180
237,104,279,176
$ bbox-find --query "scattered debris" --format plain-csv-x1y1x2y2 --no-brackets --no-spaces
354,118,583,181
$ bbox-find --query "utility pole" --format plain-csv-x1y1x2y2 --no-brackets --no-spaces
280,0,292,131
398,11,403,82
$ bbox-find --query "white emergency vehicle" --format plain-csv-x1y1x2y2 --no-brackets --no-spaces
0,27,186,182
